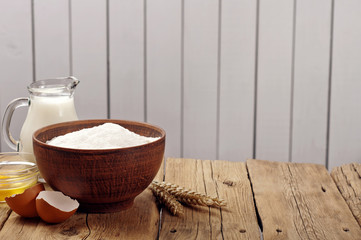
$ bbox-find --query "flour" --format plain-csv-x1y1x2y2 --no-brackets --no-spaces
47,123,160,149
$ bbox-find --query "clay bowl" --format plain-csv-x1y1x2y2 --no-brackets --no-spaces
32,119,165,213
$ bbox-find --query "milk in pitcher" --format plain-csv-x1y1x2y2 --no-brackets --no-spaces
20,95,78,155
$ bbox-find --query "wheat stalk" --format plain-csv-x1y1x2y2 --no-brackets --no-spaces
149,182,184,216
151,180,227,208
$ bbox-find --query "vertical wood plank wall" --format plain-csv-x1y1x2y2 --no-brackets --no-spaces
256,0,294,162
1,0,360,170
291,0,331,166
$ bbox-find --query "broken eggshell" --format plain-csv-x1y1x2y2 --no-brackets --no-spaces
36,191,79,224
5,183,45,218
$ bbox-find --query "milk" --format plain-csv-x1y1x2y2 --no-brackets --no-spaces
19,96,78,158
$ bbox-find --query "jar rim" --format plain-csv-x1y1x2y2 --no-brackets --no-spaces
0,152,39,184
28,76,79,96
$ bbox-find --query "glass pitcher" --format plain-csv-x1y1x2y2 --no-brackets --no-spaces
2,76,79,160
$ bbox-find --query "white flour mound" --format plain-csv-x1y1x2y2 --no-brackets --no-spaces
47,123,160,149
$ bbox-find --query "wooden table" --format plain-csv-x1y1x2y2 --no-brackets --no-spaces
0,158,360,239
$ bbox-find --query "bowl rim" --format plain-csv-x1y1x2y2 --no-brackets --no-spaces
32,119,166,153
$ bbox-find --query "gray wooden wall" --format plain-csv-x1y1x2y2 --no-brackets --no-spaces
1,0,361,170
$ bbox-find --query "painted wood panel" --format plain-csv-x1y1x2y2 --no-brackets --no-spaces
329,0,361,170
146,0,182,158
109,0,145,121
218,0,257,162
0,0,32,152
183,0,219,159
256,0,294,162
183,0,219,160
33,0,70,79
71,0,107,119
291,0,331,165
1,0,361,168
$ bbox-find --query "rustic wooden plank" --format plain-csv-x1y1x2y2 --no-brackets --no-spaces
212,160,260,239
159,158,260,239
0,204,11,230
0,211,89,240
331,163,361,227
159,158,220,239
247,159,361,240
0,183,89,239
0,183,87,239
85,159,164,239
0,161,164,239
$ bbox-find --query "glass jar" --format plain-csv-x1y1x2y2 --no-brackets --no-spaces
2,77,79,161
0,152,39,202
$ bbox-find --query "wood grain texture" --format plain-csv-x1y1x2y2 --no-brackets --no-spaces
0,159,360,239
0,204,11,231
0,201,89,240
0,212,89,240
247,159,361,240
86,159,164,239
331,163,361,227
159,158,260,239
0,161,164,240
212,160,260,239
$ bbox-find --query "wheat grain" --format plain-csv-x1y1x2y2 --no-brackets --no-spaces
152,181,226,208
149,182,184,216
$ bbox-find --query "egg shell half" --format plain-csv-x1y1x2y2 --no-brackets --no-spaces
5,183,45,218
36,191,79,224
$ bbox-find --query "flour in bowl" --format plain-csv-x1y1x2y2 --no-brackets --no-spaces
47,123,160,149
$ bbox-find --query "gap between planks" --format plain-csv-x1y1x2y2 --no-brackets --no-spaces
247,159,361,240
0,159,359,239
0,162,164,240
159,158,260,240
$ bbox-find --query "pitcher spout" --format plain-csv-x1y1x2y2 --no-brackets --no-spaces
66,76,80,90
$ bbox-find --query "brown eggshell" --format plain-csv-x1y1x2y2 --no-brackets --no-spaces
5,183,45,218
36,191,79,224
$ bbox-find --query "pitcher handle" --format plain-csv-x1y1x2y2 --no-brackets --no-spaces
2,97,29,151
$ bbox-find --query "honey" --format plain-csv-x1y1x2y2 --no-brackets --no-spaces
0,152,39,202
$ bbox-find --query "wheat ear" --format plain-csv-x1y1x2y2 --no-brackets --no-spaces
149,182,184,216
152,181,226,208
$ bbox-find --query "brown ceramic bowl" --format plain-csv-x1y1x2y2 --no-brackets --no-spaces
32,119,165,213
